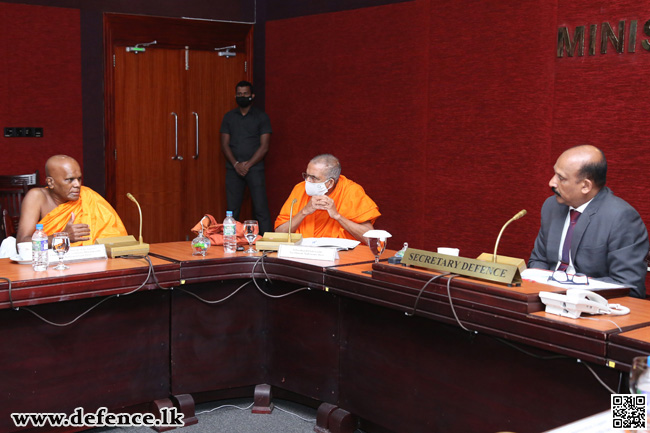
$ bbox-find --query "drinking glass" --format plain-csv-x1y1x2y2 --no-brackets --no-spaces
243,220,259,254
52,232,70,270
366,237,387,263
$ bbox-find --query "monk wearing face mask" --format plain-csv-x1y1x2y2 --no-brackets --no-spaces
274,154,380,242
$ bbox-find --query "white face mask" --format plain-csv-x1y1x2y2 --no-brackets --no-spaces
305,179,330,196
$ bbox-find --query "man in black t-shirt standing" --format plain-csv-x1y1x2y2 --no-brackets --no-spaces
220,80,272,233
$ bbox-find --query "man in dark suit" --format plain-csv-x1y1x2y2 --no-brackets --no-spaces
528,145,649,298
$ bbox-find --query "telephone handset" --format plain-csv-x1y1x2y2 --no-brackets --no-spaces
539,288,630,319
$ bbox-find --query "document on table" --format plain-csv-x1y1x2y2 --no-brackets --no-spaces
47,244,108,263
299,238,360,250
522,268,628,290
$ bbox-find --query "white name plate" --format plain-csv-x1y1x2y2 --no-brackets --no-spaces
277,244,339,262
48,244,108,263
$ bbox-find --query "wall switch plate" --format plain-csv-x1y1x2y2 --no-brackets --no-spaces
3,127,43,137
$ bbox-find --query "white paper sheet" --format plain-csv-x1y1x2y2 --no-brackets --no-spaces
299,237,360,250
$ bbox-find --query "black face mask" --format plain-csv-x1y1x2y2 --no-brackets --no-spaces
236,96,253,108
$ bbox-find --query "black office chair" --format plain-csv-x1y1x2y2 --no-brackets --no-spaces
0,206,7,241
0,170,39,189
0,170,39,237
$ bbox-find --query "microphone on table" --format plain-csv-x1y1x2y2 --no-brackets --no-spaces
95,193,150,257
476,209,527,273
256,198,302,251
493,209,527,262
127,193,144,244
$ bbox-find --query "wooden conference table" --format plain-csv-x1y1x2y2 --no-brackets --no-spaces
1,242,650,433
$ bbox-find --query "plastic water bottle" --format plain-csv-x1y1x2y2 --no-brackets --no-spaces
31,223,49,271
223,211,237,253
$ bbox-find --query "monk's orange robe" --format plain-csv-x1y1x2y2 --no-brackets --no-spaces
274,175,380,240
39,186,128,246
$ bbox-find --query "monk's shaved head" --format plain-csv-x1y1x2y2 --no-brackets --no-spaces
44,155,83,203
45,155,79,177
310,154,341,181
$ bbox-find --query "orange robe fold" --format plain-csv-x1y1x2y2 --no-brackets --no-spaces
39,186,128,246
274,175,381,240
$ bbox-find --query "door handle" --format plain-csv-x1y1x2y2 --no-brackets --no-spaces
192,112,199,159
171,112,183,160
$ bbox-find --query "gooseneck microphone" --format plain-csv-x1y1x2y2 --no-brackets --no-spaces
492,209,527,263
126,193,144,244
95,193,149,257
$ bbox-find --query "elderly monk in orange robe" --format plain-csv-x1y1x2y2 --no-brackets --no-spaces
274,154,380,242
16,155,127,246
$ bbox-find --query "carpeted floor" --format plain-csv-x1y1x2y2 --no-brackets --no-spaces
90,399,365,433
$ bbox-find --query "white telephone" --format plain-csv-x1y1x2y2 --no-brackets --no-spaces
539,289,630,319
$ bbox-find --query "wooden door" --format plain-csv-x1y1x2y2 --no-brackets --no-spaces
112,46,249,243
184,49,247,229
105,15,253,243
113,47,187,242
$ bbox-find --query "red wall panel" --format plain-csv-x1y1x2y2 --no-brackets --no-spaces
0,3,81,184
265,1,430,252
425,0,558,259
265,0,558,260
553,0,650,243
266,0,650,265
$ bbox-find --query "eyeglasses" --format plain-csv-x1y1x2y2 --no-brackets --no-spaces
302,172,325,183
547,270,589,286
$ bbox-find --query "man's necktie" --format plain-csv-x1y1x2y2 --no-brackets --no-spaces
558,209,581,272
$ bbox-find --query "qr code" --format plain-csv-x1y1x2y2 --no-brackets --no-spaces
612,394,647,429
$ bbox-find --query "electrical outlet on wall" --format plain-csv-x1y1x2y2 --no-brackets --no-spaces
3,127,44,138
